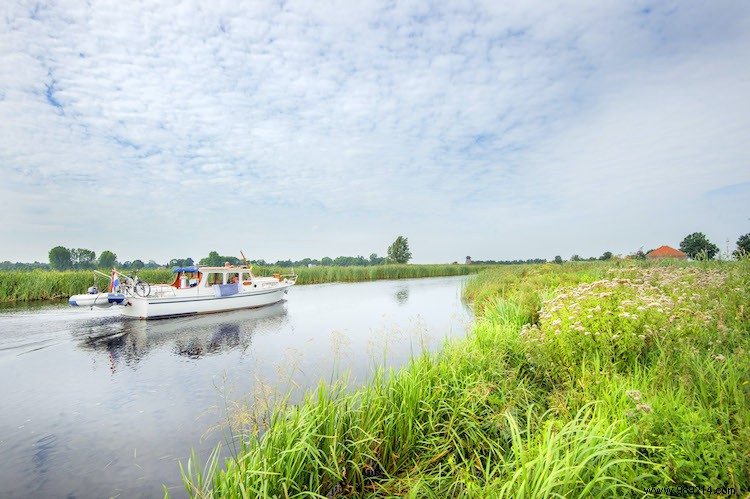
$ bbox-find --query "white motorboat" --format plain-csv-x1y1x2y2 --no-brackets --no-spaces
70,264,296,319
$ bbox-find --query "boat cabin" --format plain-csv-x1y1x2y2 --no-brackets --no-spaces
170,266,260,289
171,267,201,289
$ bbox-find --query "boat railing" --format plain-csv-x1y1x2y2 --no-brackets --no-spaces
148,284,177,298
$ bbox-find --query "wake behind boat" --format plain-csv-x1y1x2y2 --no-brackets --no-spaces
69,263,296,319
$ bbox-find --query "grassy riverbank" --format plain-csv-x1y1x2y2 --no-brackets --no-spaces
176,260,749,497
0,264,484,302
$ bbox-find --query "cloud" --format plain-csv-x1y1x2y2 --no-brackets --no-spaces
0,0,748,263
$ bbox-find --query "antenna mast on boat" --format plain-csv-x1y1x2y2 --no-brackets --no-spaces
240,250,254,278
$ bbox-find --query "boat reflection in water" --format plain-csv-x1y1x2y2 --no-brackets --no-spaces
72,302,288,371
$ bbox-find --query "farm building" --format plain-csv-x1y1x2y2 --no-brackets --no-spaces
646,245,688,260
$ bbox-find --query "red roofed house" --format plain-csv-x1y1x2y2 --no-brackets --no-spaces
646,245,688,260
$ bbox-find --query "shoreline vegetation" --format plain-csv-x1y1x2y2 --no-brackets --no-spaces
173,260,749,497
0,264,488,303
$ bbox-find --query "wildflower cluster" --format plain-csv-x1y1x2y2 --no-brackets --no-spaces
625,389,652,418
519,267,728,380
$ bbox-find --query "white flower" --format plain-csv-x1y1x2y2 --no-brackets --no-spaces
626,390,642,402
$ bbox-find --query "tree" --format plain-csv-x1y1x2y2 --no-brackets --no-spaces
599,251,613,261
131,259,144,270
334,256,352,266
387,236,412,264
571,254,581,262
199,251,239,267
553,255,563,265
168,257,195,268
734,233,750,258
679,232,719,260
200,251,222,267
98,250,117,269
71,248,96,269
369,253,385,265
49,246,72,270
630,248,646,260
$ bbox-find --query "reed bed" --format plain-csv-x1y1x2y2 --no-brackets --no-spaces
0,265,484,302
0,269,174,302
287,264,484,285
175,259,749,497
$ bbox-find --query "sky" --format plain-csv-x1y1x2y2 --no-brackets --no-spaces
1,0,748,264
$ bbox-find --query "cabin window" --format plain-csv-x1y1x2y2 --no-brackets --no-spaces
206,273,223,286
227,272,240,284
241,272,252,285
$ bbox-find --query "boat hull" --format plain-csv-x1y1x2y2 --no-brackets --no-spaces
120,286,290,319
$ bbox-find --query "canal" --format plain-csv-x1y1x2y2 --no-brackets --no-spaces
0,276,472,498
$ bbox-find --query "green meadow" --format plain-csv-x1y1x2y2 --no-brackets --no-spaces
0,265,484,302
175,260,749,497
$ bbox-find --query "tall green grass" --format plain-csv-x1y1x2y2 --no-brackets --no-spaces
253,263,486,284
0,269,173,302
0,269,103,302
174,259,749,497
0,265,484,302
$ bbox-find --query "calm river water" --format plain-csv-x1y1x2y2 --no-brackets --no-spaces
0,276,472,498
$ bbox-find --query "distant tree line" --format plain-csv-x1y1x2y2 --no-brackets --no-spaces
198,250,388,268
47,246,119,271
0,261,49,271
14,237,411,272
34,246,401,272
570,251,614,262
556,233,749,263
470,258,548,265
200,236,412,267
3,233,746,272
632,232,747,261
